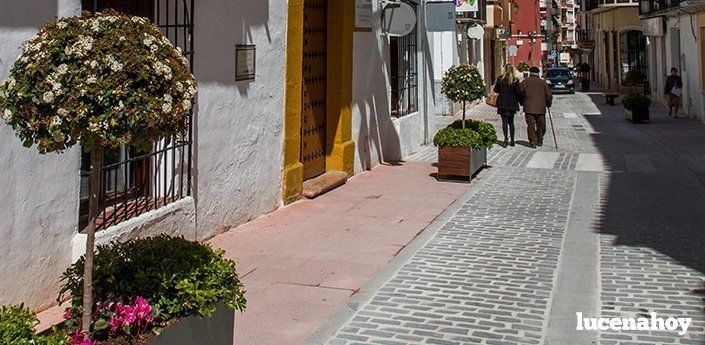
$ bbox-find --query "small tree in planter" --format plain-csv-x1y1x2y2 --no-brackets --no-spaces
0,11,197,337
622,93,652,123
440,65,485,129
433,119,497,180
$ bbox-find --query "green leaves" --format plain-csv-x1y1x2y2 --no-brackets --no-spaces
433,119,497,149
59,235,247,325
622,93,651,110
0,305,70,344
441,65,486,103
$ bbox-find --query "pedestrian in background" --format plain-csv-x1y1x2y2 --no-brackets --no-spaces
494,64,523,147
520,67,552,148
664,67,683,118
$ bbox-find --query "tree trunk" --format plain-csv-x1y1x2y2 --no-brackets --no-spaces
462,101,466,129
82,146,103,333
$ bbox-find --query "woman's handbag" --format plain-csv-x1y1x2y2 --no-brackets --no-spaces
486,86,498,107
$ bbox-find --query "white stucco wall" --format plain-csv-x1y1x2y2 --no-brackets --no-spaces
352,1,435,172
1,0,288,310
0,0,81,311
678,15,703,120
192,0,286,239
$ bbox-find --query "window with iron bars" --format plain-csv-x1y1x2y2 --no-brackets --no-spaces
79,0,194,231
390,1,418,118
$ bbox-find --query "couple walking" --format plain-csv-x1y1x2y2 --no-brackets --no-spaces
493,65,552,148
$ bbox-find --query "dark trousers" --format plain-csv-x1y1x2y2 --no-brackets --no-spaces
525,113,546,145
498,110,516,142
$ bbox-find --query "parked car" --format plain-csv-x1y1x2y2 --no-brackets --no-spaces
545,68,575,93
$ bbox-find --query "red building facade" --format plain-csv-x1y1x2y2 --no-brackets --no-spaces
506,0,542,68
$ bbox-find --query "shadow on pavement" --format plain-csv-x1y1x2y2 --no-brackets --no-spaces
584,93,705,275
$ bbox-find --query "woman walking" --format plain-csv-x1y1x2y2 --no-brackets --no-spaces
493,64,523,146
664,67,683,118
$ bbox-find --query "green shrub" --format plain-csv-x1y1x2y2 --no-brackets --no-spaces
622,93,652,110
433,119,497,149
60,235,246,324
0,305,69,345
0,305,36,345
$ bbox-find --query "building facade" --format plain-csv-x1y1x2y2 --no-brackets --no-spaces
640,0,705,121
585,0,647,93
508,0,544,68
0,0,441,310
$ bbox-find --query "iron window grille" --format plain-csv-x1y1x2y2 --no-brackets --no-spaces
620,30,649,85
390,1,419,118
79,0,194,231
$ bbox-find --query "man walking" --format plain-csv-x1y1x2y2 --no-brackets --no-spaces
520,67,552,148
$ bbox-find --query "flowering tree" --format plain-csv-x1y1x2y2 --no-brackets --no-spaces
0,11,197,334
440,65,485,129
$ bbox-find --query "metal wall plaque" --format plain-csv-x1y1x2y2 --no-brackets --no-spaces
355,0,373,31
235,45,256,81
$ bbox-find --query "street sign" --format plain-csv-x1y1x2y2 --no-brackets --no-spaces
508,45,518,57
382,2,417,37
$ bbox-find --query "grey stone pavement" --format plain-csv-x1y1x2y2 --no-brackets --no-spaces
308,92,705,345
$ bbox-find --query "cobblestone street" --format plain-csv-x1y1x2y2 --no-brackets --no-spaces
310,92,705,345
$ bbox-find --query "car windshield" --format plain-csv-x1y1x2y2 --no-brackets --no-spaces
546,69,571,78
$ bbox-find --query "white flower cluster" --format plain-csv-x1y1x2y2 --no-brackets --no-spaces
0,12,198,153
2,109,12,123
152,61,173,80
64,35,94,58
105,55,123,72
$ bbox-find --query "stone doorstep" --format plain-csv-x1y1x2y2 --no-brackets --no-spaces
302,170,348,199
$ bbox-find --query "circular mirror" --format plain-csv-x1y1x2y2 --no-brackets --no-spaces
382,2,417,37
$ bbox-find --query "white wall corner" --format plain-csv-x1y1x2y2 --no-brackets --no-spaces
71,232,87,262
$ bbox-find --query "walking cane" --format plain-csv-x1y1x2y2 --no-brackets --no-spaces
547,107,558,149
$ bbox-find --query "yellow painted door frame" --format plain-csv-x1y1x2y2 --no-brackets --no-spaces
282,0,355,204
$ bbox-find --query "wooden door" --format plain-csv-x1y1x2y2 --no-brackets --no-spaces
301,0,328,180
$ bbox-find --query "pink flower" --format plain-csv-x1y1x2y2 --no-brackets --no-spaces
118,304,137,325
70,332,95,345
134,296,153,322
108,315,123,332
63,308,72,320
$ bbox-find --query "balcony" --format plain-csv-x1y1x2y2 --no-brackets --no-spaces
586,0,638,10
638,0,684,16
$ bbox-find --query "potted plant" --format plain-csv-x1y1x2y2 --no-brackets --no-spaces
0,11,197,341
434,119,497,179
59,235,246,344
579,63,591,91
517,61,530,78
622,93,652,123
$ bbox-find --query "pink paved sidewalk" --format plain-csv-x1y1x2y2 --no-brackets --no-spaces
208,161,470,345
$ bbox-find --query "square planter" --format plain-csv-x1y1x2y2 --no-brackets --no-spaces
147,304,234,345
437,146,487,180
625,107,650,123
